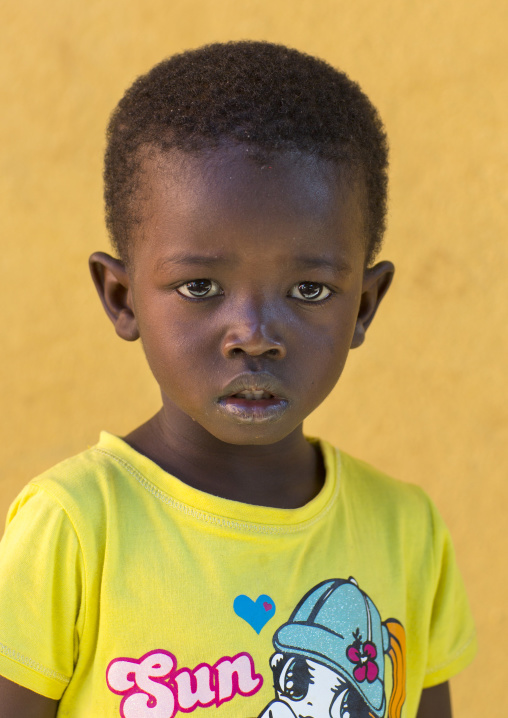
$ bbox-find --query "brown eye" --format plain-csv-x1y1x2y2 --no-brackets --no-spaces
289,282,331,301
176,279,222,298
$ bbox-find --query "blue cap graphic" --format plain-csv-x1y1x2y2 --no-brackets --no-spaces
273,577,390,717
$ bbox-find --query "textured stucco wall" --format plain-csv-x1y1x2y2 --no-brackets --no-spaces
1,1,506,713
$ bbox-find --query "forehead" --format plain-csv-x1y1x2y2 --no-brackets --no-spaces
129,143,367,269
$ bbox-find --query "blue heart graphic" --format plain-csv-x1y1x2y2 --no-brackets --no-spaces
234,594,276,634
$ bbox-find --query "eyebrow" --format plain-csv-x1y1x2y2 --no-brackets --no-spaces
155,253,352,274
292,255,353,275
155,254,234,272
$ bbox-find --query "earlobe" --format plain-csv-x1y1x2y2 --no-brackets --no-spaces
351,260,395,349
88,251,140,341
351,324,366,349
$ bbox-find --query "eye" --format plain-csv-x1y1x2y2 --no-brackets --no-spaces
339,686,371,718
278,657,313,701
289,282,332,302
176,279,222,298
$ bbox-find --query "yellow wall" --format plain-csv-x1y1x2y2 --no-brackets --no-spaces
1,1,506,713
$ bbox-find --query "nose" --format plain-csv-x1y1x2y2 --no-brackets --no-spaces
220,298,287,359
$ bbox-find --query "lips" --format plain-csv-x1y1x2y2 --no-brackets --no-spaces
219,372,286,402
217,373,289,423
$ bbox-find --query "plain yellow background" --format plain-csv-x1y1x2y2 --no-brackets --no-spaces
1,1,506,714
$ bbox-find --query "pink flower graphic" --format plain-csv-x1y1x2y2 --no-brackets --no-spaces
346,640,379,683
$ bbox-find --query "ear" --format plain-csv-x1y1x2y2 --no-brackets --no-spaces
89,251,140,341
351,260,395,349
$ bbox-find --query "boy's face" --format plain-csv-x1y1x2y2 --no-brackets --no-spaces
91,144,393,446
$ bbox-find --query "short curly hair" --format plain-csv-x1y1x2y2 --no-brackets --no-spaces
104,41,389,267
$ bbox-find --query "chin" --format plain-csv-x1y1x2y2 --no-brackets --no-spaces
205,421,300,447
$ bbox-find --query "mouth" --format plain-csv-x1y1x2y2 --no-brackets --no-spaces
230,389,275,400
217,374,289,424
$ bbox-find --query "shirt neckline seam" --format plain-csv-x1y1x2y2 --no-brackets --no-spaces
92,445,341,534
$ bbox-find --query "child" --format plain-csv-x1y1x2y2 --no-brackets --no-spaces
0,41,476,718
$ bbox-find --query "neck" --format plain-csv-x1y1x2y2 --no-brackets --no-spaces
122,406,325,509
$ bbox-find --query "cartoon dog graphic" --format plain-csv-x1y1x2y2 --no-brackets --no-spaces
257,578,406,718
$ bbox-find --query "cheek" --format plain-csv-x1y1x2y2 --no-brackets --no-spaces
301,326,355,395
303,296,360,355
138,312,223,399
138,304,201,357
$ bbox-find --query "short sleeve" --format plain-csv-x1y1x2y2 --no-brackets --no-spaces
0,483,85,699
422,500,477,687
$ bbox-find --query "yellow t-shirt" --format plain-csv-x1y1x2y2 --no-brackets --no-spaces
0,432,476,718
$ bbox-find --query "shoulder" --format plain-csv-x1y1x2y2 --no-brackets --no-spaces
6,434,130,544
17,442,110,504
337,448,434,513
331,447,449,551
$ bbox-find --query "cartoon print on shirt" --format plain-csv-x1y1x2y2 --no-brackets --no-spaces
106,650,263,717
257,577,406,718
105,578,404,717
234,593,276,633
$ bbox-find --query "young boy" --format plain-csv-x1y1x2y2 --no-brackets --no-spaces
0,41,476,718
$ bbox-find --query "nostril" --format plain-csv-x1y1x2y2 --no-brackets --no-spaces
223,343,285,359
